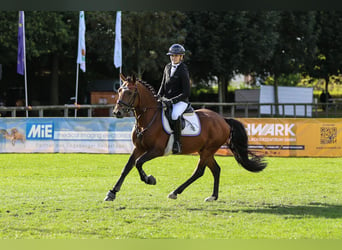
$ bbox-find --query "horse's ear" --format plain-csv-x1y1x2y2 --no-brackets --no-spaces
120,73,126,82
132,74,136,83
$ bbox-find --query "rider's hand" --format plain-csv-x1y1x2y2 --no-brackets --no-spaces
163,98,172,107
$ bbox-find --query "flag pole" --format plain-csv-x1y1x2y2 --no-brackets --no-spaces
74,63,79,117
22,12,28,117
75,11,86,118
17,11,28,117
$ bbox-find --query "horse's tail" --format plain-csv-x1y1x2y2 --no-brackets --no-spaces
225,118,267,172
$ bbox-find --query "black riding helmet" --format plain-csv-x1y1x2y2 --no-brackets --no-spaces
166,44,185,55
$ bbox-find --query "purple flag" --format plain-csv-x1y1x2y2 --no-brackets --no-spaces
17,11,25,75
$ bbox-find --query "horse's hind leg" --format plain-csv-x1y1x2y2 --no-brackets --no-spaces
168,158,206,200
205,157,221,202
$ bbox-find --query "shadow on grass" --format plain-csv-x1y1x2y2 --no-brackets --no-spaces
185,202,342,219
112,201,342,219
242,202,342,219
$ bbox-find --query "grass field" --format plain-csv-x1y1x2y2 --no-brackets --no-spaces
0,154,342,239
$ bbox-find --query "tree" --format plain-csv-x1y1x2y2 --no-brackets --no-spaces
184,11,240,104
27,11,76,105
236,11,280,78
121,11,187,87
0,12,17,64
71,11,188,91
0,12,22,105
83,11,116,80
0,11,187,105
0,11,77,105
307,11,342,101
0,10,339,108
184,11,280,104
262,11,318,111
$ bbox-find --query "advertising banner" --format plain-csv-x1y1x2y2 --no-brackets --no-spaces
236,118,342,157
0,117,135,153
2,117,341,157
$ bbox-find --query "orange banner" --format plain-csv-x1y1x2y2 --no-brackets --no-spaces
217,118,342,157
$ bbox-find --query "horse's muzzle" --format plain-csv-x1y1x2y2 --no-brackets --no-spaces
112,109,124,118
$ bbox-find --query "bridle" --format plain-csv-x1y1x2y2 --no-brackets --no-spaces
116,85,138,113
116,82,161,139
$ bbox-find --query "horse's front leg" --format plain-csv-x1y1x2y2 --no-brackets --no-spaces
104,149,139,201
135,149,163,186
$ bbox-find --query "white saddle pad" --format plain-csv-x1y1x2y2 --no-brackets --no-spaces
161,110,201,136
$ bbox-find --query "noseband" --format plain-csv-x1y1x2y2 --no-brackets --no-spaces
117,85,138,112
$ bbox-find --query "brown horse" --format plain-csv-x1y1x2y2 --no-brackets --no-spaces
104,74,267,202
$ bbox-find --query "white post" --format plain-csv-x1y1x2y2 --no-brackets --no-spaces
74,63,79,117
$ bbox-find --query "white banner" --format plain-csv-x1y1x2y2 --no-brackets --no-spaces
0,117,134,153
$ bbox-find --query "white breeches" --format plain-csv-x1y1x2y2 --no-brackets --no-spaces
171,101,188,120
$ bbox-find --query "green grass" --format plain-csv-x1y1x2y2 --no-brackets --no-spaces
0,154,342,239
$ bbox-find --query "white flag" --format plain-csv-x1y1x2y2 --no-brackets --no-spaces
77,11,86,72
114,11,122,68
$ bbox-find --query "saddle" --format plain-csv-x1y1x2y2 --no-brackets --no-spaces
161,101,201,136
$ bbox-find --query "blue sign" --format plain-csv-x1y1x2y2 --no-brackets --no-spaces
26,123,54,140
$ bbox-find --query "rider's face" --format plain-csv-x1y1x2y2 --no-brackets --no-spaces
170,54,182,64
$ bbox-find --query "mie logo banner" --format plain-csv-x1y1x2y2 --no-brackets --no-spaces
26,123,54,140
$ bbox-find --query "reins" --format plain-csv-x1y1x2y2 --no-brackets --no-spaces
134,107,160,139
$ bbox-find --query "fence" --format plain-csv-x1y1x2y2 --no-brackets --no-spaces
191,102,342,118
1,102,342,118
0,104,114,118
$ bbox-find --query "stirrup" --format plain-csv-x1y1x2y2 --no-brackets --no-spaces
172,141,181,154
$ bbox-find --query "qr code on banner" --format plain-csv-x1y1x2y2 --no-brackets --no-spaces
320,127,337,144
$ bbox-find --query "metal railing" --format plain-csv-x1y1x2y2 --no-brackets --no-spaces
0,104,115,118
191,102,342,118
0,102,341,118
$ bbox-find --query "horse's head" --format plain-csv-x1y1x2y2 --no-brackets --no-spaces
113,74,139,118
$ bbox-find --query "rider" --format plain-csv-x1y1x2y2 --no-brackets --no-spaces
157,44,191,154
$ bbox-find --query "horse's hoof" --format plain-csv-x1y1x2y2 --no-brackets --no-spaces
147,175,156,185
168,192,177,199
204,196,217,202
104,190,116,201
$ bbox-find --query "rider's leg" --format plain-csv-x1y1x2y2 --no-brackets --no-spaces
171,101,187,154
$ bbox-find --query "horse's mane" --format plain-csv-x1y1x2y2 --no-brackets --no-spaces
127,76,157,97
140,80,157,97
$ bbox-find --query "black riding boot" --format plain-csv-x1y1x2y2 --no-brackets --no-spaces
172,117,182,154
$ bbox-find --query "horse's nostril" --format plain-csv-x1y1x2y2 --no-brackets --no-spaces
113,110,123,118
